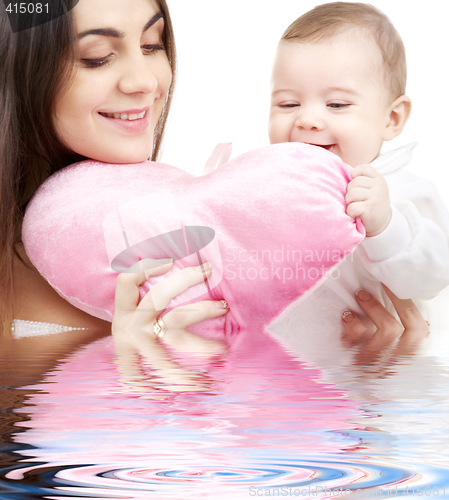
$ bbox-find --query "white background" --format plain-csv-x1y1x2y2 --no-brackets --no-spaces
162,0,449,203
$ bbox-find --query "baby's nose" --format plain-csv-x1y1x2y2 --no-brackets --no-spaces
294,109,324,131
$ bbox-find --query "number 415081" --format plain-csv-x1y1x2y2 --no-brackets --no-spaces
6,3,49,14
403,486,446,496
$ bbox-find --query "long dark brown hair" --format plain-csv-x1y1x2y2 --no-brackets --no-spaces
0,0,177,334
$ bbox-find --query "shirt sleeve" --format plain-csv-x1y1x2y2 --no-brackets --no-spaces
359,175,449,300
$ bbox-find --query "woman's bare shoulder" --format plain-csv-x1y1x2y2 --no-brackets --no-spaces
13,243,109,331
0,245,110,387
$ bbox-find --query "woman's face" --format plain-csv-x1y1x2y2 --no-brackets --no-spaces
54,0,172,164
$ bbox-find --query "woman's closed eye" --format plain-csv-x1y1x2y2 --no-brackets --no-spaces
81,54,114,68
81,45,165,69
141,44,165,55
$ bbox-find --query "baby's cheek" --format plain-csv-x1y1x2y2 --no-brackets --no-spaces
268,115,287,144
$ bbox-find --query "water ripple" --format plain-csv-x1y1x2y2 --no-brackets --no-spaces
3,457,432,499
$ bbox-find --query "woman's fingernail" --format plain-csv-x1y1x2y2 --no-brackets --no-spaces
357,289,371,301
215,300,229,309
194,262,211,272
342,310,354,323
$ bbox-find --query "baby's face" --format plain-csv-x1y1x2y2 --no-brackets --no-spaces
268,31,393,167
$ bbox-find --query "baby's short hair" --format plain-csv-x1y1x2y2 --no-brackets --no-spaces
281,2,406,101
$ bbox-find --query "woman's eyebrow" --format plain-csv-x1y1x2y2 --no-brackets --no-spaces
77,27,124,39
77,12,164,40
142,12,163,33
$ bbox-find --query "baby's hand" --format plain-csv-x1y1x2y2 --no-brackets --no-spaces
345,164,392,237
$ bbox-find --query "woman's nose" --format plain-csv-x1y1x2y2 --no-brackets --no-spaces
118,55,159,95
294,108,324,131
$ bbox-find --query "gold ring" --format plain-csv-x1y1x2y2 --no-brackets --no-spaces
153,318,166,339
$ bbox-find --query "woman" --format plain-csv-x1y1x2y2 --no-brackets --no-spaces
1,0,228,333
0,0,428,382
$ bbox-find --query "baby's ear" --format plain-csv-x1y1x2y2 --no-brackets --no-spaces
383,95,412,141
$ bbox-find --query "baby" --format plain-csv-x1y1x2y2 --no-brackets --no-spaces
267,2,449,340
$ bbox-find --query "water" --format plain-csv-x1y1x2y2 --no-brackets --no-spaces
1,323,449,499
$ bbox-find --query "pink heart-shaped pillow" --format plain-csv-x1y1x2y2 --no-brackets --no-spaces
22,143,364,335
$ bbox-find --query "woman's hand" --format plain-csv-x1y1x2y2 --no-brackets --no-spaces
112,258,229,397
341,284,429,365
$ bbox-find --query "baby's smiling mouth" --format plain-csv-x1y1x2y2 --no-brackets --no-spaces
305,143,335,152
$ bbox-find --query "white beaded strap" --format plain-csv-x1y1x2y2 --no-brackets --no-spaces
11,319,86,339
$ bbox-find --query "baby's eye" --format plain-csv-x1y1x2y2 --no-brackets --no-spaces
278,102,299,108
327,102,350,109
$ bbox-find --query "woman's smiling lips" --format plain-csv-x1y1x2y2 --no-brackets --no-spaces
98,107,151,133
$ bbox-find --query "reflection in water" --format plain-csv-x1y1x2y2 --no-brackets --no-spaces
1,325,449,499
